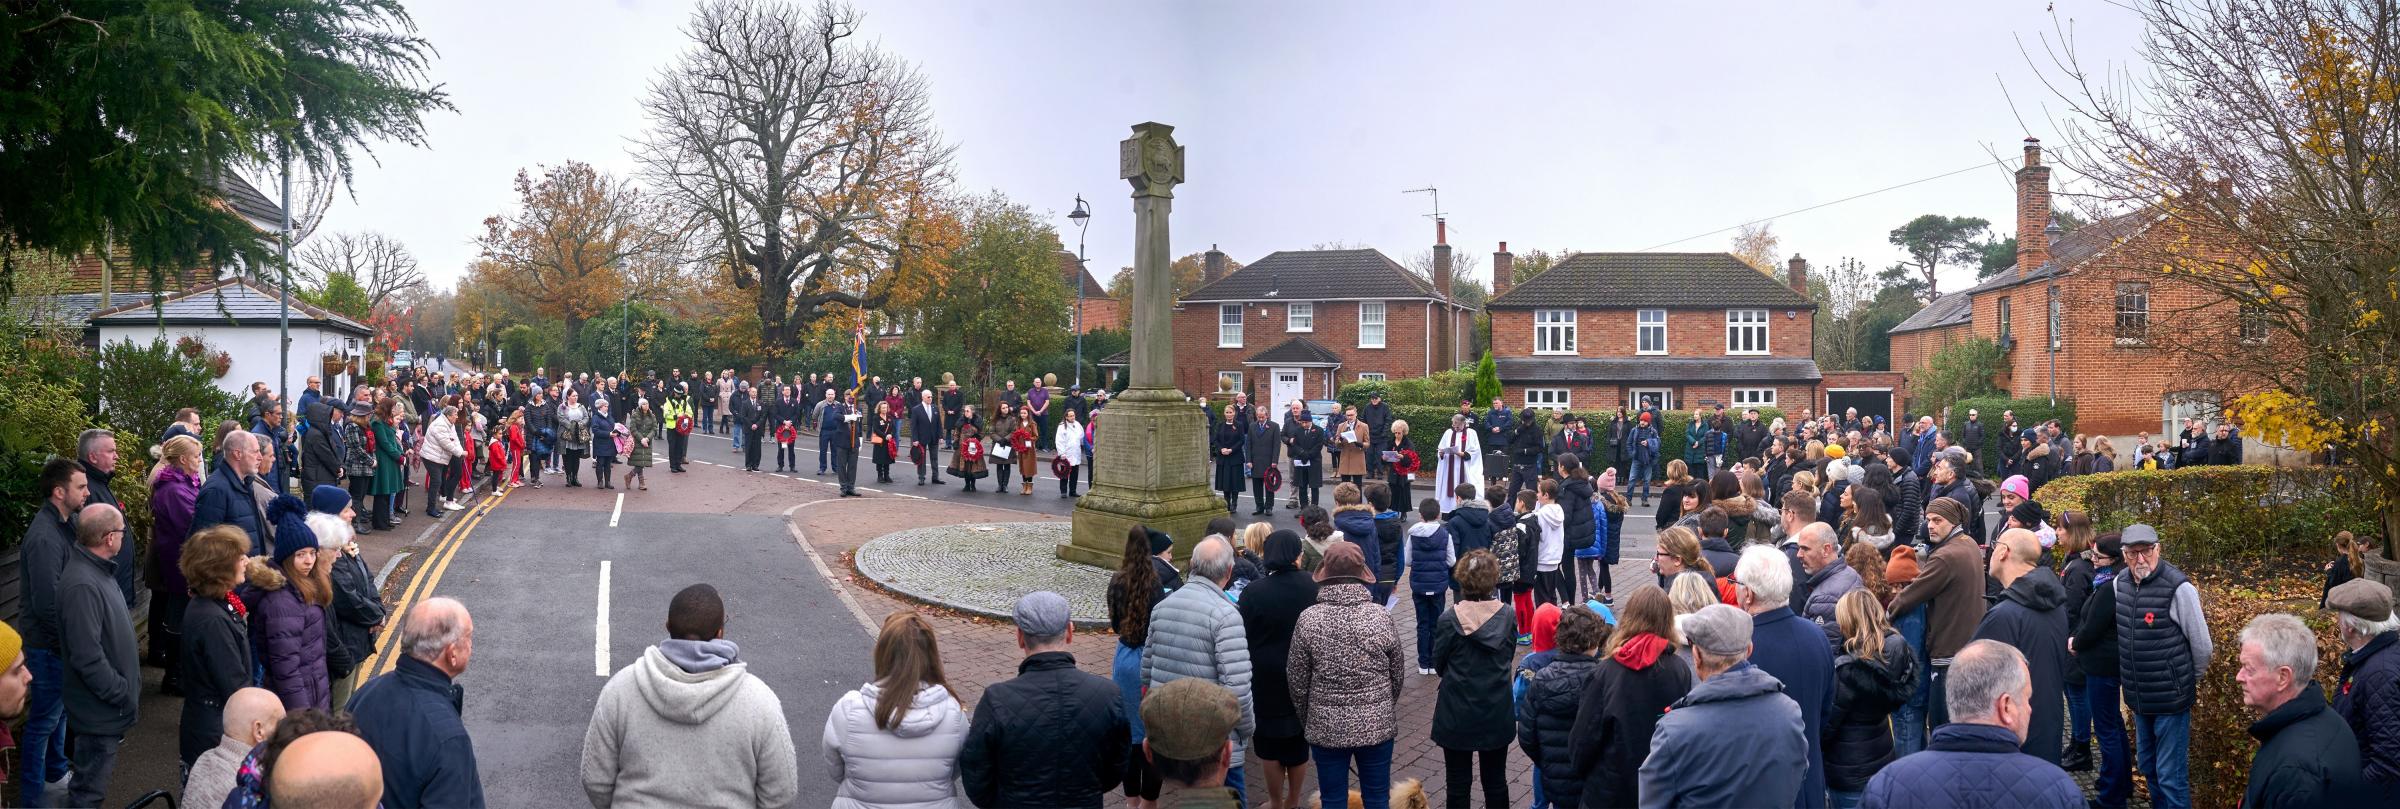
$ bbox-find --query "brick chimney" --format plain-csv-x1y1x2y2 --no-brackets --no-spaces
1431,218,1452,300
1787,254,1809,296
1492,241,1514,296
1203,245,1227,285
2015,138,2052,279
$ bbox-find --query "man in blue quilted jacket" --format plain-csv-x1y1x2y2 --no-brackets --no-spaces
1861,640,2082,809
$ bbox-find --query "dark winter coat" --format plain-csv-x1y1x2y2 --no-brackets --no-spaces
1431,600,1516,752
1374,511,1405,585
1289,582,1407,749
2115,560,2206,714
1698,536,1742,584
18,503,71,652
328,548,386,680
1287,424,1325,469
1211,420,1246,494
1568,636,1694,808
1973,566,2071,763
1517,652,1603,809
2245,683,2366,809
242,558,332,711
60,544,139,735
348,655,486,809
1859,722,2083,809
2336,630,2400,798
193,456,268,556
1446,502,1494,554
1246,420,1280,473
960,651,1128,808
1637,661,1808,809
149,464,201,598
1237,568,1319,740
301,401,345,491
1559,476,1596,552
1407,523,1453,595
2059,556,2096,686
2072,565,2123,678
1751,606,1836,808
178,593,253,765
1334,507,1380,577
1825,633,1917,791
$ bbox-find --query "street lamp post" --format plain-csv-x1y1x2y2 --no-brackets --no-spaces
1068,195,1092,390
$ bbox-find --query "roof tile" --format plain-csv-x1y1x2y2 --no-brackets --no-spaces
1488,252,1815,309
1180,248,1440,302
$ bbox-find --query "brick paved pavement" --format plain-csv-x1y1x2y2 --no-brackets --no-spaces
795,494,1673,806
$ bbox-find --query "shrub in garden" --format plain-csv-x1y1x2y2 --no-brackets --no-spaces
0,336,95,549
88,337,244,442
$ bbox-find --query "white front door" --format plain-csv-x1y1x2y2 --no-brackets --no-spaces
1272,368,1304,409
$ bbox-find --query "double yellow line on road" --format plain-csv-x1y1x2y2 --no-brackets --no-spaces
356,488,510,681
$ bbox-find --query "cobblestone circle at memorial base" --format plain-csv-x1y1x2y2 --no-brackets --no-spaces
855,522,1112,626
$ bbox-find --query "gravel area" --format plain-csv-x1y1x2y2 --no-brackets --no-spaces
855,522,1112,626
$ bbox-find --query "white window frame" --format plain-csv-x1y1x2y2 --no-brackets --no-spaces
1286,302,1314,332
1216,370,1244,393
1357,372,1387,382
1731,388,1776,408
1218,304,1243,348
1524,388,1571,411
2240,303,2270,344
2115,282,2150,345
1358,301,1386,348
1996,297,2012,343
1637,309,1667,355
1725,308,1769,355
1534,309,1577,355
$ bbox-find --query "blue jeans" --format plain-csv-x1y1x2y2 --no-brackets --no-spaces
1226,761,1246,808
1311,740,1394,809
1828,789,1863,809
20,650,69,807
1412,591,1445,670
1631,459,1655,501
818,431,835,473
731,422,744,450
1890,606,1930,757
2065,678,2092,749
1112,643,1146,743
700,404,715,433
2087,676,2130,809
2133,710,2191,809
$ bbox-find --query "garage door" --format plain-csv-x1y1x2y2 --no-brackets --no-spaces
1826,389,1893,427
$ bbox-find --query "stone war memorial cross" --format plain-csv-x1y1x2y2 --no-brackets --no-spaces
1059,122,1226,566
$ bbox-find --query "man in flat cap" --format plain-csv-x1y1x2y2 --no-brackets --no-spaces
1142,678,1244,808
959,591,1129,808
2329,578,2400,801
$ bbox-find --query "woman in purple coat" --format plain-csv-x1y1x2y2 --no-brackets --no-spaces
147,434,206,694
242,496,335,710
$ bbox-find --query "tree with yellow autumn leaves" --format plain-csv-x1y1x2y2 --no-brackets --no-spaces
2042,0,2400,551
470,161,686,352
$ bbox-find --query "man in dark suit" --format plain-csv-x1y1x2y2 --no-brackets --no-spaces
832,394,861,496
1245,404,1281,516
911,390,946,485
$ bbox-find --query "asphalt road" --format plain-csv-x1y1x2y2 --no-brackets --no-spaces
413,465,873,807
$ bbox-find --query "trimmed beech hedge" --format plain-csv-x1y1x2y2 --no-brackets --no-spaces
2033,465,2382,564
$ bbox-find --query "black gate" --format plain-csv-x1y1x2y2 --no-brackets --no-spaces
1825,389,1893,427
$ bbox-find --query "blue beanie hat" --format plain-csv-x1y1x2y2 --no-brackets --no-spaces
266,494,318,567
308,484,351,516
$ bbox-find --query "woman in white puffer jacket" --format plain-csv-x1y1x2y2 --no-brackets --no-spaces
824,611,967,809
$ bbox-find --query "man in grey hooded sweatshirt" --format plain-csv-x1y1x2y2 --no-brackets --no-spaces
581,584,797,809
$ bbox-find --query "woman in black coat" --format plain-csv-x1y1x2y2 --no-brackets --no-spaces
868,401,899,483
1237,530,1321,809
1568,587,1693,808
1210,405,1247,515
176,525,256,770
1433,551,1519,809
1825,591,1916,801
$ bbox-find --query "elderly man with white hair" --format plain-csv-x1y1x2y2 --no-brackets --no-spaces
2235,613,2364,808
1861,640,2082,808
1734,544,1836,808
1142,535,1256,798
1639,603,1807,807
347,597,483,809
2329,578,2400,801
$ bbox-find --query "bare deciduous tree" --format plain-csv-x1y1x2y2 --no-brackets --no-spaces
296,231,424,310
2036,0,2400,546
634,0,953,351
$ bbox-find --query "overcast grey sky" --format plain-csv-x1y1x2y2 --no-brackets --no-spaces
316,0,2146,297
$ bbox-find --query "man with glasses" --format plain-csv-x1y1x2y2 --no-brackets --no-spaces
58,504,138,807
2110,524,2210,809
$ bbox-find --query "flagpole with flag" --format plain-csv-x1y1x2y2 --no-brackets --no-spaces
850,325,867,398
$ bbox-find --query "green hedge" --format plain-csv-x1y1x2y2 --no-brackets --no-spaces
1366,405,1787,472
1335,368,1476,409
1946,396,2075,469
2034,465,2383,564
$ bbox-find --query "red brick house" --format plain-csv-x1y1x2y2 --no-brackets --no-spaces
1168,234,1473,404
1887,138,2250,438
873,249,1120,347
1485,247,1823,415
